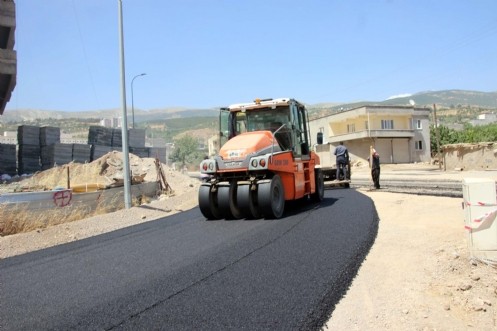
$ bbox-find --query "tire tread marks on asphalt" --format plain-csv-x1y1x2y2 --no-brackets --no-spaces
106,205,321,330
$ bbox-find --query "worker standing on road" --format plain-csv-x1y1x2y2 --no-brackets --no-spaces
334,141,349,181
369,148,381,189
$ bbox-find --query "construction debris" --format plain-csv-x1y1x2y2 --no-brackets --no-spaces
0,151,190,195
155,158,173,195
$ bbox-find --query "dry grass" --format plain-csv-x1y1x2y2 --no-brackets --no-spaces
0,194,144,236
0,204,89,236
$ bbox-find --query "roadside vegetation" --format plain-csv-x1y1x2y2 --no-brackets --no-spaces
143,116,217,142
168,135,206,170
430,122,497,153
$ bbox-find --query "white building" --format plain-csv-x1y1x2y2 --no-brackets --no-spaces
0,130,17,144
99,117,122,128
469,112,497,126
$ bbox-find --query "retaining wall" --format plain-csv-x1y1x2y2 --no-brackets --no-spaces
442,142,497,171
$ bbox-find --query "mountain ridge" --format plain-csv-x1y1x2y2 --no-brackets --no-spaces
2,89,496,123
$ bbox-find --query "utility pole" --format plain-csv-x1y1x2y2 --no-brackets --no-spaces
433,103,442,170
118,0,132,209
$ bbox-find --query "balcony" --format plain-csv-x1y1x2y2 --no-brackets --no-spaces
328,129,415,143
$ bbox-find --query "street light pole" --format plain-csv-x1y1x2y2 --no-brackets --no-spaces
131,73,146,129
117,0,131,209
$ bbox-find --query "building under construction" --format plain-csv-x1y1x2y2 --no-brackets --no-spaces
0,0,16,115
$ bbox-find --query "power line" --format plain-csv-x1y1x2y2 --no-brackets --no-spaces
71,0,102,109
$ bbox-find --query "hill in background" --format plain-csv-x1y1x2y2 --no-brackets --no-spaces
1,89,496,140
308,89,496,113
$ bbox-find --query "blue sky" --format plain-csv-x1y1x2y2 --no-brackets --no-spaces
6,0,497,112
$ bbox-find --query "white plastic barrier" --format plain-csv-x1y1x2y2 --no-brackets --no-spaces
462,178,497,265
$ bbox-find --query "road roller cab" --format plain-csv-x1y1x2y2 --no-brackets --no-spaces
198,98,324,219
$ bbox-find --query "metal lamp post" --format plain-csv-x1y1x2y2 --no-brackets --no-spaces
131,73,146,129
118,0,131,209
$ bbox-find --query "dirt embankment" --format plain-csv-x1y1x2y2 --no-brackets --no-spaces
1,151,163,193
0,151,199,237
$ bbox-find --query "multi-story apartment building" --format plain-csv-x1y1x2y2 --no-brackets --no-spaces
309,105,432,164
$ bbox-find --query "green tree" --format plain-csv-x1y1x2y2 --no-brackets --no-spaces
170,135,200,168
431,123,497,153
430,125,459,154
459,123,497,143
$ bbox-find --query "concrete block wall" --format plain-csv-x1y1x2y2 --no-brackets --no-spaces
0,125,168,176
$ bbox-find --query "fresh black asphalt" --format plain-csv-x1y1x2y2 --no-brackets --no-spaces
0,188,378,330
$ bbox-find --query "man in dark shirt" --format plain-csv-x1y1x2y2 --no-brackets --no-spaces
334,142,349,181
370,149,381,189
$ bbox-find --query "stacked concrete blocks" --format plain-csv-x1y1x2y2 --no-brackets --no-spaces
112,128,122,148
72,143,91,163
40,126,60,146
88,126,113,146
148,147,167,164
128,128,146,148
40,126,69,170
89,126,112,161
91,145,112,161
11,125,156,174
0,143,16,175
17,125,40,175
41,143,72,170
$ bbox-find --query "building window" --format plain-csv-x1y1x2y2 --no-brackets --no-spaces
416,119,422,130
381,119,394,130
365,121,368,130
347,124,355,133
415,140,423,150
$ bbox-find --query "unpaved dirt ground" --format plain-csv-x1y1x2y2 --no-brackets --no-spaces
324,190,497,331
1,162,496,330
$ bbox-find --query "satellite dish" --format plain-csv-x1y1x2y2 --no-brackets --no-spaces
409,99,415,106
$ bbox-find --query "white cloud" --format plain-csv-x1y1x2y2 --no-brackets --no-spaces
386,93,412,100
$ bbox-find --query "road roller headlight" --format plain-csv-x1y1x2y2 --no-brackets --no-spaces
249,156,268,170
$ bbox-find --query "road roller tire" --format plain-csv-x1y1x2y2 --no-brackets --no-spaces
257,175,285,219
237,183,261,219
311,169,325,202
217,181,243,220
198,183,222,220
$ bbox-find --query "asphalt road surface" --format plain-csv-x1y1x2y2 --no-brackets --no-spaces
0,189,378,330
